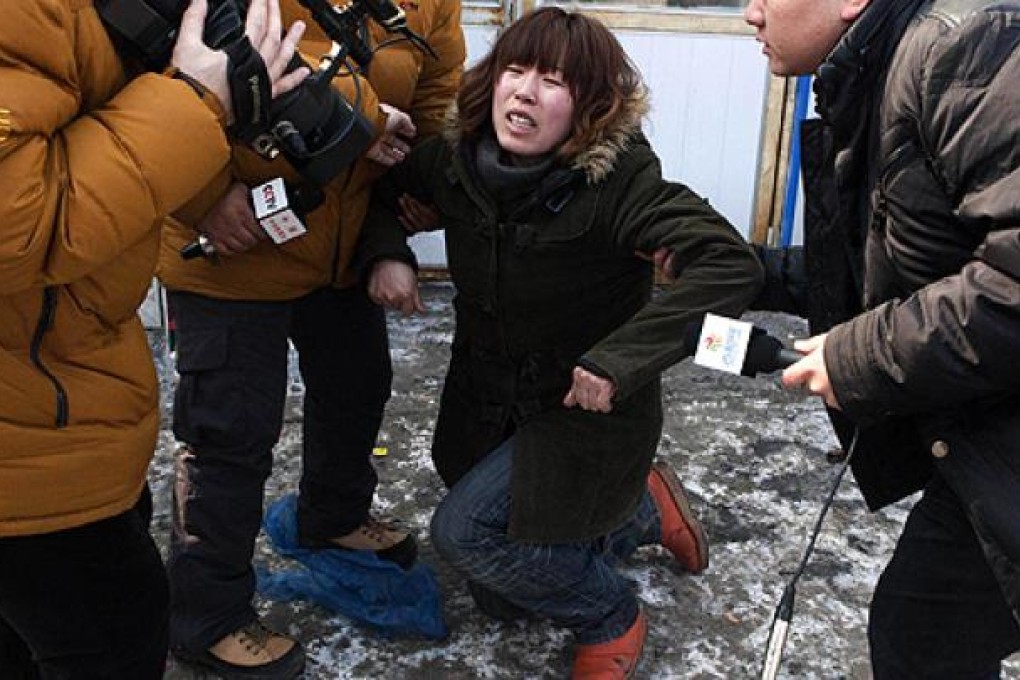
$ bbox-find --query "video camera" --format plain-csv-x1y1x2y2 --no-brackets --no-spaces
97,0,433,187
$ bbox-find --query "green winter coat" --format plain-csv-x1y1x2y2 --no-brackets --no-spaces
361,104,763,542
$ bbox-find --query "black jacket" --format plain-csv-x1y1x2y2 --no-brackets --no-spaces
761,0,1020,617
360,100,763,542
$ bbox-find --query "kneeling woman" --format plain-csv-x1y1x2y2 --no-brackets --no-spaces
358,7,763,677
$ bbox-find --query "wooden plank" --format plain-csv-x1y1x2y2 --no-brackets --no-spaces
461,4,505,26
752,74,794,245
563,8,751,35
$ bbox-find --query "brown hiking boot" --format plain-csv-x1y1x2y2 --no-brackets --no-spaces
321,516,418,569
173,620,305,679
572,610,647,679
647,461,709,573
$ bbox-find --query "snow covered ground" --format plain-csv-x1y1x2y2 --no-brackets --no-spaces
150,282,1019,679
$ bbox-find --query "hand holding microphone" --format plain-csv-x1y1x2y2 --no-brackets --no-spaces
181,178,324,259
782,333,840,409
687,314,841,408
182,182,266,259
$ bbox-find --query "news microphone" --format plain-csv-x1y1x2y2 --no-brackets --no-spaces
741,332,804,377
180,178,325,260
686,313,802,377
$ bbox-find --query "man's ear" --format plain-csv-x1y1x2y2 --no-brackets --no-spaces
841,0,870,22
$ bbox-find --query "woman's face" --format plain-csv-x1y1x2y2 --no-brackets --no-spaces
491,64,575,160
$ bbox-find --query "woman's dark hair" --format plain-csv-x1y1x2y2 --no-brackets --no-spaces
457,7,644,158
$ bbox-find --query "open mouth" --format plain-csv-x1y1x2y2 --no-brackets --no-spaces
507,111,536,129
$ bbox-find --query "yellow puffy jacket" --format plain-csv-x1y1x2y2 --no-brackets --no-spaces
0,1,230,537
158,0,465,298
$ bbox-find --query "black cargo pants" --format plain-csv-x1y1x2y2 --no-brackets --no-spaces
165,286,392,653
0,489,167,679
869,476,1020,678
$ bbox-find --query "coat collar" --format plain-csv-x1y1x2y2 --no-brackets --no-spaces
813,0,925,133
442,86,649,186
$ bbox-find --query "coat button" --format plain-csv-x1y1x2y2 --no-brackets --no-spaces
931,440,949,459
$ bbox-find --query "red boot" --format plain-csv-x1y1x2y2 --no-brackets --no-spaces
647,461,709,573
572,611,647,679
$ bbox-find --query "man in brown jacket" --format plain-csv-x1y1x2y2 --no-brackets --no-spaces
0,0,306,677
156,0,465,676
746,0,1020,674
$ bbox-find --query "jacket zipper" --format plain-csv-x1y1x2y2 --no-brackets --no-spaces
30,287,69,428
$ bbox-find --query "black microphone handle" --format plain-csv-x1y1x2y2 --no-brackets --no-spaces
742,331,803,376
179,234,215,260
775,347,804,369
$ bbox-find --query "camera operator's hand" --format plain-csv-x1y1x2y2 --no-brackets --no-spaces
367,260,425,315
194,182,268,257
366,104,417,166
170,0,310,126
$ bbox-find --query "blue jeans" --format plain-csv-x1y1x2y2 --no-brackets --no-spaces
430,439,661,645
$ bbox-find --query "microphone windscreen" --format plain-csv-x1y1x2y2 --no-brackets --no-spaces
741,333,783,377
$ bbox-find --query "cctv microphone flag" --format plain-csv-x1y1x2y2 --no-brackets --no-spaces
251,178,308,244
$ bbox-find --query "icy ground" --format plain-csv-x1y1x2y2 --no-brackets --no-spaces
149,282,1019,679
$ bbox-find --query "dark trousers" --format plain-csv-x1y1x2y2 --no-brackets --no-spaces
0,490,168,679
869,475,1020,678
166,286,392,652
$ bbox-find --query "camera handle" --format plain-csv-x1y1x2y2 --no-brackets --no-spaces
298,0,436,69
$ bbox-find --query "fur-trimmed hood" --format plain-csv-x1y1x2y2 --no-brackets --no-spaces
441,86,650,185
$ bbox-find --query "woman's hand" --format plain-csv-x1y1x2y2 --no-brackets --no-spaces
563,367,616,413
367,260,425,315
781,333,841,409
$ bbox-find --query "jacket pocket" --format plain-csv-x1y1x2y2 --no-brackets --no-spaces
173,328,246,447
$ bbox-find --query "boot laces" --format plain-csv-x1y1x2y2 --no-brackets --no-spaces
360,516,397,543
235,621,273,656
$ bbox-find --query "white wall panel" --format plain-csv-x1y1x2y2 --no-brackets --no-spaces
624,31,767,239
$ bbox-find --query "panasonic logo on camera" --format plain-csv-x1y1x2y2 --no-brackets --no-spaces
248,75,263,124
